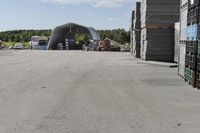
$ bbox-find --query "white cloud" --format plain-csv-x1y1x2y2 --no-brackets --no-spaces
93,1,122,8
38,0,135,8
107,18,119,21
40,0,92,5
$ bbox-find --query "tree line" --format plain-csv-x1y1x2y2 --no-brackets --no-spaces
0,30,52,42
97,29,130,44
0,29,130,44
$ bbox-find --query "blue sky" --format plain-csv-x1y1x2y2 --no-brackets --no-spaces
0,0,138,31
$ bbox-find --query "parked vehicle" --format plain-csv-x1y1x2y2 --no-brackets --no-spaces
13,43,23,49
0,40,4,50
124,43,130,52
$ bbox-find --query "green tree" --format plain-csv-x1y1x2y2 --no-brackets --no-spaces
97,29,130,44
3,35,9,42
9,34,15,42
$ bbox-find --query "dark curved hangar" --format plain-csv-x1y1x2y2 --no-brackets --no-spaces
48,23,100,50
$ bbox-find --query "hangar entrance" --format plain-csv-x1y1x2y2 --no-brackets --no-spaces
48,23,100,50
74,34,90,50
57,34,91,50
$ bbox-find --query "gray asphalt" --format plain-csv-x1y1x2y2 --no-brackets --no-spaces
0,50,200,133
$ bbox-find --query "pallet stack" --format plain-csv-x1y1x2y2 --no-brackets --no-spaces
194,0,200,89
178,0,188,78
185,41,197,86
174,22,180,63
140,0,180,62
130,10,135,55
132,2,141,58
185,0,199,87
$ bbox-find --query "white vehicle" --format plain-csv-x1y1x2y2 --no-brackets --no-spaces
13,43,23,49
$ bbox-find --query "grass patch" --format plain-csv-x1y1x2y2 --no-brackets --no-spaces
3,42,29,48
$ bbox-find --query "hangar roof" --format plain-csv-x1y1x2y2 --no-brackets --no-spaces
54,23,100,40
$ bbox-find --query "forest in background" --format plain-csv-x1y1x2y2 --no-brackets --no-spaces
0,29,130,44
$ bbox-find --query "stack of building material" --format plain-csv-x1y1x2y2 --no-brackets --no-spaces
132,2,141,58
174,22,180,63
130,10,135,55
178,0,188,78
185,0,199,88
140,0,180,62
191,0,200,89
